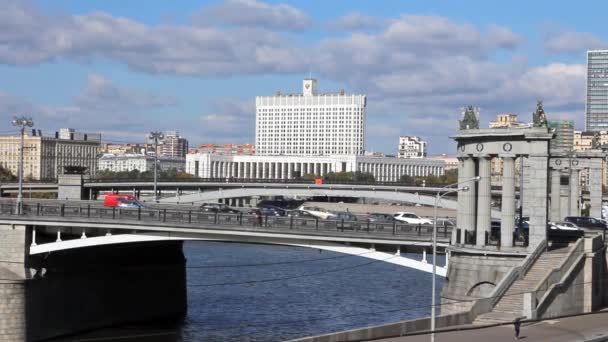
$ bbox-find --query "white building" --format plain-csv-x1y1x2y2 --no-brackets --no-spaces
98,154,185,173
398,136,427,158
255,79,366,156
186,153,445,182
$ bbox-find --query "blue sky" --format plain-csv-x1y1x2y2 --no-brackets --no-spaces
1,0,606,154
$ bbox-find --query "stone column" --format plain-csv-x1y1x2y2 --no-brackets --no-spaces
456,157,466,244
476,155,492,246
262,162,267,179
550,168,562,221
570,169,580,216
287,163,293,179
501,156,516,247
462,157,477,243
589,167,603,218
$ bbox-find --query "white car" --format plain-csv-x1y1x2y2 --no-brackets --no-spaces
393,212,433,225
297,206,336,220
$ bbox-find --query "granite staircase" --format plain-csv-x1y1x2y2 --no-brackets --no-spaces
473,245,572,325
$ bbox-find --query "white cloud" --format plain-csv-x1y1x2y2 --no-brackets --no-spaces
0,2,588,153
544,31,607,54
0,1,306,75
328,13,384,31
192,0,311,31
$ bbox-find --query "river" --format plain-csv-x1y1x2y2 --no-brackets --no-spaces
53,241,444,342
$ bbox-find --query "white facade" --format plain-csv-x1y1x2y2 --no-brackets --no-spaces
255,79,366,156
398,136,427,158
98,154,185,172
186,153,445,182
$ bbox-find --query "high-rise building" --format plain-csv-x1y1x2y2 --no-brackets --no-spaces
255,79,366,156
548,120,574,152
586,50,608,131
0,128,101,180
160,131,188,158
397,136,427,158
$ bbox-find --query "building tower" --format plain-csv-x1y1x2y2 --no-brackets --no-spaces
255,79,366,156
586,50,608,131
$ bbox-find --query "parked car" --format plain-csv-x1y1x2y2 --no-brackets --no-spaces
393,212,432,225
200,203,240,214
434,218,455,229
287,209,316,218
297,205,336,220
366,213,397,223
548,221,584,240
332,211,359,230
564,216,606,231
252,206,286,217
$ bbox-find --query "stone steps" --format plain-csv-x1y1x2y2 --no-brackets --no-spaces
473,246,572,326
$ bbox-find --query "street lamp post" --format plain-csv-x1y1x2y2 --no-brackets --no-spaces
431,176,480,342
148,131,164,203
11,116,34,215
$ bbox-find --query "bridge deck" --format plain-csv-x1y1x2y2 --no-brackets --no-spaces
0,202,451,246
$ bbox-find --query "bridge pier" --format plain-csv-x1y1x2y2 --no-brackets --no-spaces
0,224,31,342
0,223,187,341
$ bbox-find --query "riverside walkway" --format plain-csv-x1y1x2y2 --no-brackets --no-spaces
378,311,608,342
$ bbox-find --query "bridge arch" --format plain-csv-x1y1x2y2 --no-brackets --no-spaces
29,234,447,276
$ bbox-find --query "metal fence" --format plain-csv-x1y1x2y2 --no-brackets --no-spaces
0,203,452,240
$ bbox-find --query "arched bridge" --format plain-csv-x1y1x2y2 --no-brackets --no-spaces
0,201,451,276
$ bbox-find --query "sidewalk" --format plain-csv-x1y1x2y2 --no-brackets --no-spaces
378,311,608,342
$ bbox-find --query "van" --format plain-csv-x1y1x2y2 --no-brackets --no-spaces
104,194,143,208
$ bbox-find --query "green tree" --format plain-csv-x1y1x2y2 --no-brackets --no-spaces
0,166,17,182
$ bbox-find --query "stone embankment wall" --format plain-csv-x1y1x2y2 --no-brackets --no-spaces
440,252,524,315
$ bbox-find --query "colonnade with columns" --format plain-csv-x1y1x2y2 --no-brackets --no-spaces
454,127,554,250
549,152,604,220
456,154,518,248
187,154,446,181
358,163,443,182
208,161,335,180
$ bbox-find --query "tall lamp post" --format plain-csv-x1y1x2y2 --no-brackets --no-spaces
12,116,34,215
431,176,480,342
148,131,164,203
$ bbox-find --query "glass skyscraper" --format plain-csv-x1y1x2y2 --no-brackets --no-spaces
586,50,608,131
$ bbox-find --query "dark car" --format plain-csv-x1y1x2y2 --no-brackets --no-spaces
333,211,359,230
564,216,606,231
255,206,286,217
366,213,396,223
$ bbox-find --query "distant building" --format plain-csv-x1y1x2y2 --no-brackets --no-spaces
489,114,528,128
196,143,255,155
98,154,185,173
573,131,595,151
160,131,188,158
548,120,574,152
255,79,366,156
586,50,608,131
101,143,156,155
398,136,427,158
186,153,445,181
0,128,101,180
428,154,458,170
